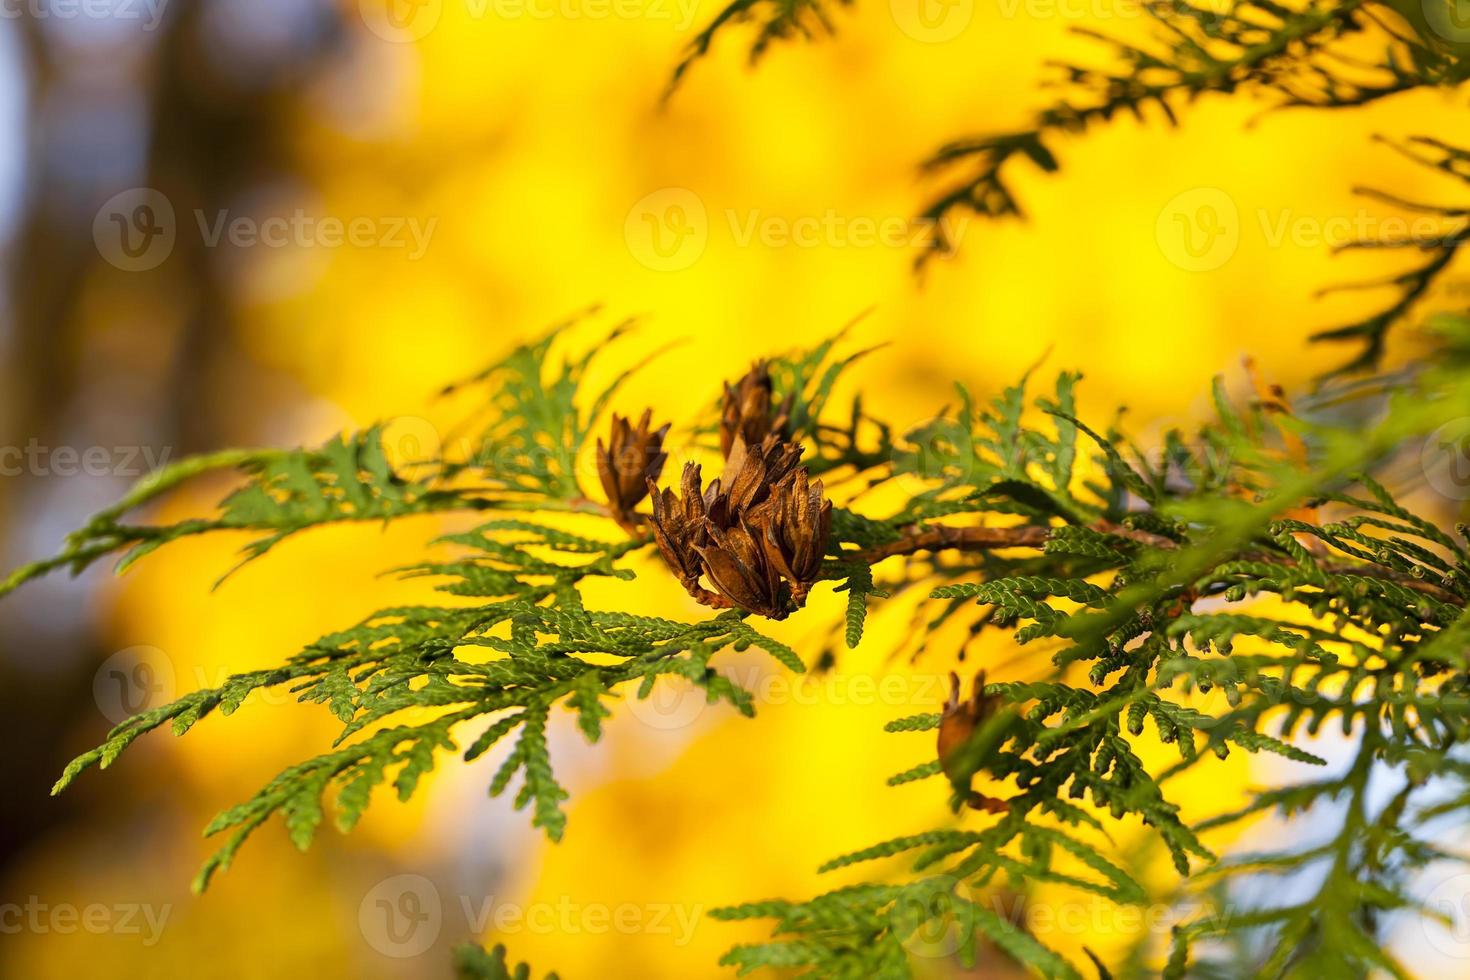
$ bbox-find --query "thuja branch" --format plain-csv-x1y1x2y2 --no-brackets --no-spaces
669,1,1470,371
14,319,1470,978
920,0,1372,241
855,522,1170,561
857,522,1466,605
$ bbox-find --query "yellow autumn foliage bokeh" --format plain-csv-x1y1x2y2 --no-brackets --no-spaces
3,0,1467,977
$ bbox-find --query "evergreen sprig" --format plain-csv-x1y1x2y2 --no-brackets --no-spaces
708,330,1470,977
668,0,1470,372
12,310,1470,976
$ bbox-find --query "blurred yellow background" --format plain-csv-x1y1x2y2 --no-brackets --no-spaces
0,0,1464,976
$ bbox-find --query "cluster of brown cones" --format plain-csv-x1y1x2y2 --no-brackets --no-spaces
594,363,831,620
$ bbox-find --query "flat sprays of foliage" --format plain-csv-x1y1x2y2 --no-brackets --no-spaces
11,304,1470,977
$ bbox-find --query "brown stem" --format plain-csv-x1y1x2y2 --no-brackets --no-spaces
1313,562,1461,606
855,522,1464,606
854,522,1173,562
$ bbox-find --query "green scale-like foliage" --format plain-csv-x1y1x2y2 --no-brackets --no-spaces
711,348,1470,976
12,309,1470,978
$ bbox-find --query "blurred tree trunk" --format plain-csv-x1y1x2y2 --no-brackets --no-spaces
0,0,347,879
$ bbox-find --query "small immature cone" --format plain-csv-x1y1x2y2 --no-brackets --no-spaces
721,362,790,460
597,410,670,521
937,671,1010,814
